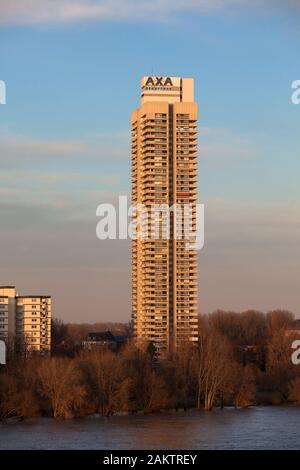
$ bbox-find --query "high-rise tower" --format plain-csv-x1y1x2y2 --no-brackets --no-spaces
131,76,198,355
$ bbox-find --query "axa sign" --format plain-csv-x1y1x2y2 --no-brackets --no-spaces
145,77,173,87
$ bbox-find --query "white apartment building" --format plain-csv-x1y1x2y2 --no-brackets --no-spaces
0,286,51,354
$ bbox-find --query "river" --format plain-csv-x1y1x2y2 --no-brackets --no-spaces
0,406,299,450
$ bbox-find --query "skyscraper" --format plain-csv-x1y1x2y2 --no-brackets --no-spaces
131,76,198,355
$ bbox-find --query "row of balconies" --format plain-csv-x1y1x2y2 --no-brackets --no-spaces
141,128,168,135
176,185,197,191
176,183,197,189
136,172,197,180
176,256,198,261
176,136,197,142
176,151,197,156
142,136,167,142
175,262,197,267
141,126,167,133
141,143,168,150
176,174,197,180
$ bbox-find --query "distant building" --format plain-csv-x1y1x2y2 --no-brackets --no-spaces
0,287,16,338
83,331,125,351
0,286,51,354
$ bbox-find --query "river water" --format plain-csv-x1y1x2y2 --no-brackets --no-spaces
0,406,299,450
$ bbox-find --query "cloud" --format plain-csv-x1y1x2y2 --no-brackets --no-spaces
0,131,87,163
200,127,262,169
1,193,299,320
1,126,299,319
200,196,300,314
0,0,235,25
0,128,129,225
204,197,300,249
0,130,129,168
0,0,299,26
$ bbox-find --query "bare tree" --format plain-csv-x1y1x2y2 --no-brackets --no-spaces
233,364,257,407
288,377,300,404
0,359,40,419
38,357,85,418
197,331,236,411
267,310,294,335
79,349,129,416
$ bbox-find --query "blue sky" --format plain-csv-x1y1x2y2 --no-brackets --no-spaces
0,1,299,321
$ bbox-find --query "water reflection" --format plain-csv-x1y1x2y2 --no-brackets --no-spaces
0,407,299,450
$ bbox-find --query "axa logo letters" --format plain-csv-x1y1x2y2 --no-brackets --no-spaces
145,77,173,87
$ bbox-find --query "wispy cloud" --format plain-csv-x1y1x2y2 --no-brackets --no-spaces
0,130,129,168
0,0,237,25
201,127,262,169
205,197,300,248
0,0,298,26
0,128,129,222
0,131,87,161
200,196,300,314
1,193,299,319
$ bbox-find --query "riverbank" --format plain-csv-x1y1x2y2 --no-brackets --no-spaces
2,310,300,419
1,402,299,425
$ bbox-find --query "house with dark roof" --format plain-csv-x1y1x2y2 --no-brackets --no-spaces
82,331,125,351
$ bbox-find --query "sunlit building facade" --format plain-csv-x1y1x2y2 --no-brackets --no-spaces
131,76,198,355
0,286,51,354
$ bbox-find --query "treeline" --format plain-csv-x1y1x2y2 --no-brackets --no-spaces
0,309,300,420
50,319,131,356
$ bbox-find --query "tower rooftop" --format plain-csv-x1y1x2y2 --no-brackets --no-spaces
141,76,194,104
